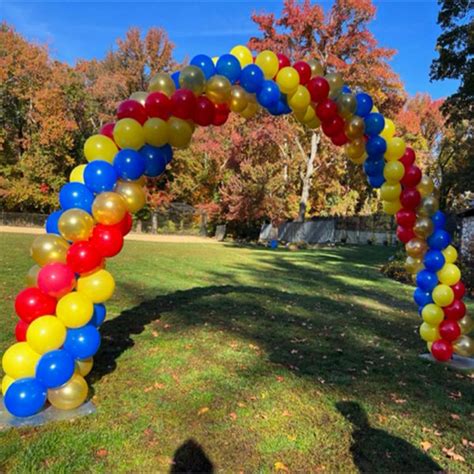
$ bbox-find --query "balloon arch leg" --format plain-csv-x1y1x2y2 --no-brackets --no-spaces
1,46,472,418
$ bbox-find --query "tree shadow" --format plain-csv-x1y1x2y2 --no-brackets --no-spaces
170,439,214,473
336,401,442,473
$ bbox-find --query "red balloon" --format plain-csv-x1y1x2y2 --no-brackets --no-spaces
396,209,416,228
212,103,230,126
67,241,103,274
307,77,329,103
145,92,172,120
400,147,416,167
431,339,453,362
400,188,421,210
15,287,57,324
400,165,422,187
117,99,148,125
171,89,196,120
293,61,311,85
193,96,215,126
316,99,338,121
276,53,291,71
322,116,345,137
439,320,461,342
113,212,133,236
37,262,76,299
331,131,349,146
443,299,466,320
15,320,29,342
451,281,465,300
99,122,115,140
89,224,124,258
396,226,415,244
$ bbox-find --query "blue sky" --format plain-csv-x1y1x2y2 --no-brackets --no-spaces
2,0,458,99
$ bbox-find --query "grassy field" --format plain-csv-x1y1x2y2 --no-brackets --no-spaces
0,232,472,473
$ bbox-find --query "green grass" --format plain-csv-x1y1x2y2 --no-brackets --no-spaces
0,232,473,473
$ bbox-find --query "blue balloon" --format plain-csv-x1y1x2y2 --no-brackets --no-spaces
355,93,373,117
257,80,280,108
84,160,117,194
90,303,106,326
59,182,94,213
432,211,446,230
171,71,180,89
416,270,439,292
367,174,385,188
342,85,352,94
140,144,167,177
190,54,215,80
363,157,385,177
364,113,385,136
161,144,173,164
424,250,446,272
216,54,241,84
278,94,292,115
4,378,47,417
240,64,264,93
36,349,75,389
64,325,101,360
45,210,62,235
427,229,451,250
114,149,146,181
365,136,387,156
414,287,433,307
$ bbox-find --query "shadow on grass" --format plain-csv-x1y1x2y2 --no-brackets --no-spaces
170,439,214,473
336,401,442,473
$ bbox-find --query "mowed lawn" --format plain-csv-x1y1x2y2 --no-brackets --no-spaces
0,232,473,473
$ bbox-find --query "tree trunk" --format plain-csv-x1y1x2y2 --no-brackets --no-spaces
151,212,158,234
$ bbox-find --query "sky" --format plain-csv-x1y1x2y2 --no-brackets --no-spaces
2,0,459,99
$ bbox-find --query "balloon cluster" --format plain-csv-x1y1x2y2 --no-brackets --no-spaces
2,45,472,418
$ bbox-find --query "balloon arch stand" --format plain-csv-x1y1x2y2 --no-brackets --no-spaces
1,45,473,422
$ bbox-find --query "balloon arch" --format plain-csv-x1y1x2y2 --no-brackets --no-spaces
2,46,472,418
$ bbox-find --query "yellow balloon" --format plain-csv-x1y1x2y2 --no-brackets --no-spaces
383,161,404,182
458,315,474,335
287,85,311,111
384,137,406,161
26,264,41,287
56,292,94,328
413,217,434,239
26,316,66,354
240,100,259,119
306,115,322,130
228,85,249,113
31,234,69,266
70,164,86,183
452,335,474,357
371,105,379,113
442,245,458,264
255,50,279,79
143,118,169,147
77,269,115,303
276,67,300,94
380,182,401,202
307,58,324,77
113,118,145,150
383,200,402,215
84,135,118,164
325,72,344,99
230,45,253,68
212,56,219,66
75,358,93,377
421,304,444,325
437,263,461,286
417,175,435,197
58,208,94,242
294,105,316,124
179,65,206,96
92,192,127,225
129,91,148,106
168,117,193,149
2,374,15,396
148,72,176,97
380,118,396,140
1,342,40,379
404,255,423,275
115,180,146,213
205,75,232,104
432,284,454,307
427,341,433,353
405,238,428,258
419,322,440,342
48,373,88,410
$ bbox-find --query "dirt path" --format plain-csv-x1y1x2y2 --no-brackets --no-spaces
0,225,222,244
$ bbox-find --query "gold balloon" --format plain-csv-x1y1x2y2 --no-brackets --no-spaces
306,115,322,129
240,98,259,119
325,72,344,99
405,237,428,258
344,138,366,163
452,335,474,357
115,180,146,213
294,105,316,124
307,58,324,77
413,216,434,239
148,72,176,97
405,256,424,275
345,116,365,140
26,264,41,287
167,117,193,148
75,357,93,377
31,234,69,266
92,192,127,225
58,209,95,242
458,315,474,335
418,195,439,217
417,175,435,197
48,373,88,410
337,93,357,119
179,65,206,96
228,85,249,113
129,91,148,106
206,75,232,104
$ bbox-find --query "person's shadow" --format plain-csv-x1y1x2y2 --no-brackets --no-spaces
336,402,443,473
170,439,214,473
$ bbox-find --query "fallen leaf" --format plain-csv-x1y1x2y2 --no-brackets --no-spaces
198,407,209,416
151,331,159,338
442,446,465,462
287,434,297,441
282,410,292,417
96,449,108,458
229,412,237,421
420,441,432,452
276,376,284,382
450,414,461,420
274,461,289,472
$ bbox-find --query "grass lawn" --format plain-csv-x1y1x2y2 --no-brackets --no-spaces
0,232,473,473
